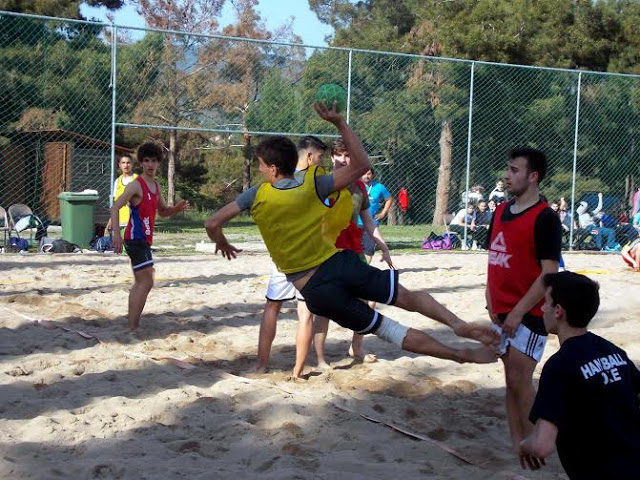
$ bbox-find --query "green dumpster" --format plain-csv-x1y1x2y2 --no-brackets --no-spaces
58,191,99,247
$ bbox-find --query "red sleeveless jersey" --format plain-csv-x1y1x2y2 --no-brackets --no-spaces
124,176,159,245
488,200,547,317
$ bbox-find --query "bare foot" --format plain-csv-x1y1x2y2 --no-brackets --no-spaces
348,346,378,363
316,360,332,370
453,321,500,347
253,364,268,374
458,346,498,364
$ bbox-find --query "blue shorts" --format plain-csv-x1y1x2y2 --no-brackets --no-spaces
300,250,399,334
124,239,154,272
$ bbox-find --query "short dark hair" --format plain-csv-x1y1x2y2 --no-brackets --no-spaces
331,137,347,155
256,136,298,176
137,142,163,162
366,167,375,176
297,135,327,152
509,148,547,184
543,272,600,328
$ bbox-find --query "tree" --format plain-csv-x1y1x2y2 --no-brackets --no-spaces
134,0,225,205
0,0,124,19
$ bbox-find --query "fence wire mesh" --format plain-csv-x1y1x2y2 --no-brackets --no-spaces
2,11,640,250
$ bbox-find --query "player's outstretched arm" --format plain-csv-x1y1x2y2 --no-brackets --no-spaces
313,102,370,192
205,202,243,260
361,210,394,268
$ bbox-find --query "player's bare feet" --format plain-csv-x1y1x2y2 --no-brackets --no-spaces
253,364,268,374
458,346,498,364
316,360,332,370
348,346,377,363
453,321,500,347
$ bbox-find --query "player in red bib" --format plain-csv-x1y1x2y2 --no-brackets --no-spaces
110,142,189,330
485,148,562,451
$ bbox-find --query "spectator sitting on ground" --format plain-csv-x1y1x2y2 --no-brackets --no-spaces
450,204,476,248
471,200,491,249
576,193,619,251
489,180,507,204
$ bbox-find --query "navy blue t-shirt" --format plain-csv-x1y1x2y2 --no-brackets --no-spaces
530,332,640,479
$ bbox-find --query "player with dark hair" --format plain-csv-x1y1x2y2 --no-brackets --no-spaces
486,147,562,448
207,102,498,365
519,271,640,479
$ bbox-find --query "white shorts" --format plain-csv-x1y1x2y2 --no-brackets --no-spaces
265,264,304,302
491,323,547,363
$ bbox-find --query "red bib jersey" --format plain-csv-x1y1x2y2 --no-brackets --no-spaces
334,180,368,255
488,200,548,317
124,176,159,245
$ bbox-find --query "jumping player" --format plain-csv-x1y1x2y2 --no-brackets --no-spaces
256,135,329,377
486,148,562,448
206,102,497,365
110,142,189,330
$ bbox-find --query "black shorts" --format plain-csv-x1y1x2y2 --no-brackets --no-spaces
300,250,399,334
124,239,154,272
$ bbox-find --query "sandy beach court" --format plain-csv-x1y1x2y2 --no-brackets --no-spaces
1,250,639,479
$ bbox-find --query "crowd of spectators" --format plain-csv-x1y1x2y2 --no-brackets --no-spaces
447,182,640,252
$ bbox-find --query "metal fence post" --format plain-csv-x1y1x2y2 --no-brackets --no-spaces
569,71,582,251
346,49,353,124
463,61,476,248
109,23,118,208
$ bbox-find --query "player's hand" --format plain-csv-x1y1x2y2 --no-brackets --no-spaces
175,199,190,213
379,248,395,269
518,443,546,471
215,239,242,260
313,101,343,125
112,233,123,254
374,213,384,221
502,310,523,338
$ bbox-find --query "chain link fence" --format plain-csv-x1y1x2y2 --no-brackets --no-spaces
2,11,640,249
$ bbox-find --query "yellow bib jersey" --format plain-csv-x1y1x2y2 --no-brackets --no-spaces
250,166,352,274
114,173,138,227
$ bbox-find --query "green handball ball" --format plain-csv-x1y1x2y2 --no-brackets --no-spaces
315,83,347,112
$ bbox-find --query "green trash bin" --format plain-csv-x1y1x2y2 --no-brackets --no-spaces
58,191,99,247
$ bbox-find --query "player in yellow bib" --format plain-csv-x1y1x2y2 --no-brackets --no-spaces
205,102,498,366
106,154,138,234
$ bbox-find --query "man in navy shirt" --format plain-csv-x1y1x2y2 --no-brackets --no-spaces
519,271,640,479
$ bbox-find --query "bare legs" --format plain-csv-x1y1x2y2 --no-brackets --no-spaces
502,348,538,447
394,285,497,345
256,299,314,378
128,267,154,330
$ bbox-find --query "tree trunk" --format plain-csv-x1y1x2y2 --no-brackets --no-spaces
432,120,453,225
242,132,252,191
167,129,177,206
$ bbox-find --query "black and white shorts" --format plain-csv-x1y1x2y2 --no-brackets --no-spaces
492,319,547,362
265,263,304,301
300,250,399,334
124,239,154,272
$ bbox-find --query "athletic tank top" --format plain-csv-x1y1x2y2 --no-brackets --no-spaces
124,176,159,245
250,165,352,274
488,200,547,316
114,173,138,226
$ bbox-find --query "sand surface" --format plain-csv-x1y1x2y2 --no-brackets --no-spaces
1,250,639,480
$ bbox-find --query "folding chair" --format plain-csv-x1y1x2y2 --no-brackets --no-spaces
8,204,46,247
0,206,10,248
